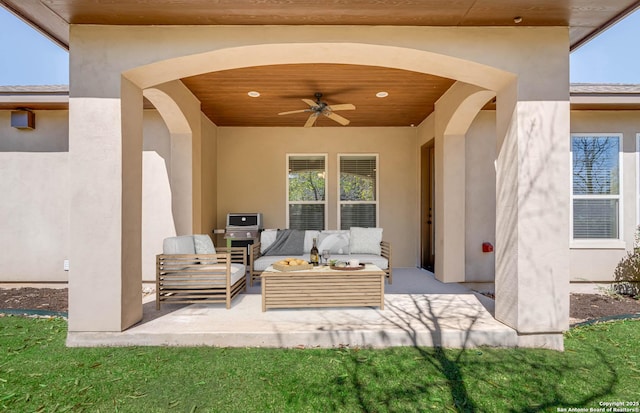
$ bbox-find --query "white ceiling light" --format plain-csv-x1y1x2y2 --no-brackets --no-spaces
376,91,389,98
248,91,260,97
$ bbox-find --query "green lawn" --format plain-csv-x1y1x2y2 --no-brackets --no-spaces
0,317,638,412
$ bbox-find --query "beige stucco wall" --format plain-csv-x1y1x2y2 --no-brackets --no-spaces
569,110,640,282
216,126,418,267
465,111,497,282
66,25,568,101
0,110,69,152
200,114,218,240
0,110,69,282
141,110,175,281
0,153,69,281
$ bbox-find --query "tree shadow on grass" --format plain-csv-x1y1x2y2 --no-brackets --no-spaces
374,294,481,412
309,294,619,413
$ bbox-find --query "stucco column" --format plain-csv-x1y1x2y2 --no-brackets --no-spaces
433,131,466,282
494,82,570,350
68,78,144,332
170,132,194,234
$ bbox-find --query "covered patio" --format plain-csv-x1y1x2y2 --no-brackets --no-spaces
5,0,618,351
66,268,517,349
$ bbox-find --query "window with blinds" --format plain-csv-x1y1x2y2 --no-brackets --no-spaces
287,155,326,230
571,134,621,239
339,154,378,229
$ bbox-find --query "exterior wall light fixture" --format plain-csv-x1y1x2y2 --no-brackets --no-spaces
11,109,35,130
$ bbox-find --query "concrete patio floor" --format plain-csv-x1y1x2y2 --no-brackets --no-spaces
66,268,517,348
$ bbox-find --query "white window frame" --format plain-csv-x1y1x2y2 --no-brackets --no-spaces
570,133,625,249
286,153,328,230
337,153,379,229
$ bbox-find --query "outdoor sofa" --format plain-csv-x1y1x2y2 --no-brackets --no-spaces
156,234,246,309
249,227,392,286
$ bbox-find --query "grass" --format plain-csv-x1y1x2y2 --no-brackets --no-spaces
0,317,639,412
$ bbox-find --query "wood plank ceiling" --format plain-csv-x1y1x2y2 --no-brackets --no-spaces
182,64,456,127
2,0,638,126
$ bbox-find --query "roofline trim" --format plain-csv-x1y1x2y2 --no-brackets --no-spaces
570,1,640,51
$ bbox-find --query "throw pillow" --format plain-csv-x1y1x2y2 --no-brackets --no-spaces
194,234,216,254
349,227,383,255
260,229,278,254
194,234,217,264
318,230,350,254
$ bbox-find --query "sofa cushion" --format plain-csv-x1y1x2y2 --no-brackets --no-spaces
260,229,278,254
163,235,196,254
349,227,383,255
229,264,247,284
318,230,350,254
164,263,246,286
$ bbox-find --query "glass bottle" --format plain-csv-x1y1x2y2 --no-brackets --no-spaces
310,237,319,266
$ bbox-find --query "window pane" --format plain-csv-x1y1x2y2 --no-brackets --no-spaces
289,204,324,231
572,136,619,195
340,204,376,229
573,199,619,239
340,157,376,201
289,157,325,202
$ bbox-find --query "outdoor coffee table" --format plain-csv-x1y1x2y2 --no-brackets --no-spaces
261,264,385,311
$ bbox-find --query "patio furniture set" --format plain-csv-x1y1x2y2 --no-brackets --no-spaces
156,228,392,311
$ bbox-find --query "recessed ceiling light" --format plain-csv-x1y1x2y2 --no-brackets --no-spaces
513,16,523,24
376,91,389,98
248,91,260,97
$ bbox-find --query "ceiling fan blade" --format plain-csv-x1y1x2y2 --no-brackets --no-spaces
325,111,350,126
278,109,309,115
302,98,317,107
304,113,319,128
327,103,355,111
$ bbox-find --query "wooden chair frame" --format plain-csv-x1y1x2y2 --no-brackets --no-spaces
156,247,247,310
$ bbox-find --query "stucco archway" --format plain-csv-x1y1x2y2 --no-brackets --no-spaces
143,84,197,236
434,83,497,283
117,41,515,327
123,42,514,92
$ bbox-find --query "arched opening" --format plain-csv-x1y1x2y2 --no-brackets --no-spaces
118,42,516,328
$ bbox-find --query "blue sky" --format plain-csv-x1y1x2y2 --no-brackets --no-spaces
0,6,639,85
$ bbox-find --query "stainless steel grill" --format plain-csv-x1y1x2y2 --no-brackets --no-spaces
222,213,263,259
224,213,263,240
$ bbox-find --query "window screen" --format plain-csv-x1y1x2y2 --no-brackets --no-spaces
571,135,621,239
287,155,326,230
339,155,377,229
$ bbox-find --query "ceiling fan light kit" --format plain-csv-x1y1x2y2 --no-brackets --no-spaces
278,92,356,127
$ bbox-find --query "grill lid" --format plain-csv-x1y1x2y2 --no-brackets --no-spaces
226,213,263,229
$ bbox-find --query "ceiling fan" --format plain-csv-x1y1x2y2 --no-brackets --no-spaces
278,92,356,127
